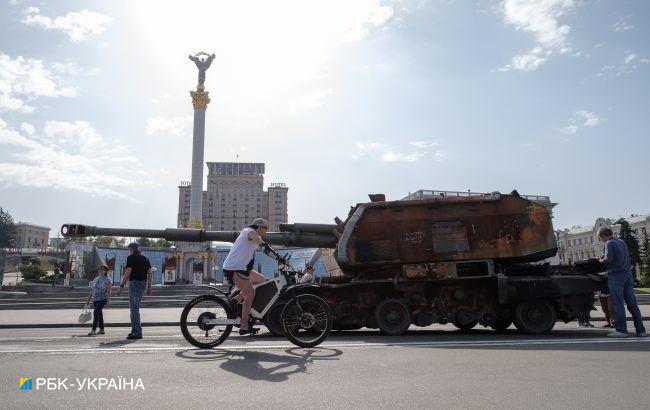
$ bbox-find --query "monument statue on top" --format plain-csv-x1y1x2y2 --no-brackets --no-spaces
188,52,216,90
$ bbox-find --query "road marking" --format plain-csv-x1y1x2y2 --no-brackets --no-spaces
0,337,648,355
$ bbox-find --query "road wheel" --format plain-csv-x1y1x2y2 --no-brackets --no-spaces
513,300,556,334
452,309,477,332
180,295,233,348
264,302,285,337
452,320,478,332
375,298,411,336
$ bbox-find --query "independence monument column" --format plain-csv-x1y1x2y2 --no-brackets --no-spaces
187,52,215,228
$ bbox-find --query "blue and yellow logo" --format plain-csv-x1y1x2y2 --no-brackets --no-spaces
19,378,32,390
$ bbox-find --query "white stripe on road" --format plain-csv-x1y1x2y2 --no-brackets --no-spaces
0,337,648,355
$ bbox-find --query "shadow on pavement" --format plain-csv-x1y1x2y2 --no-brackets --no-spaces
175,347,342,382
97,339,138,347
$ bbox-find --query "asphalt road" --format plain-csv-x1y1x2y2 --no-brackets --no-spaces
1,322,649,409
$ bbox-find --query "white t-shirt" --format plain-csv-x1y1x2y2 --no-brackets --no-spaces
223,227,258,271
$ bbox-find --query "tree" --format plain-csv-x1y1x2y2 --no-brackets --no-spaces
640,234,650,287
0,207,17,247
19,263,46,281
616,219,641,276
137,237,152,248
150,239,173,248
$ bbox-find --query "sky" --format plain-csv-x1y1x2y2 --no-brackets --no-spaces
0,0,648,237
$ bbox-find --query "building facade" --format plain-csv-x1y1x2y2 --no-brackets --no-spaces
14,222,50,248
178,162,288,231
557,214,650,265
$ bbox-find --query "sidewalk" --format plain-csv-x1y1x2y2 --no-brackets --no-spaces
1,305,649,329
0,307,184,328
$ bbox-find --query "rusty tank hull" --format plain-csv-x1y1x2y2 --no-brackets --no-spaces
334,192,557,277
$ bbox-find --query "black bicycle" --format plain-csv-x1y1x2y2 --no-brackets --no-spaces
180,261,333,348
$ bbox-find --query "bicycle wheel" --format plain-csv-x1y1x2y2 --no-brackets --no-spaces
180,295,233,348
281,294,333,348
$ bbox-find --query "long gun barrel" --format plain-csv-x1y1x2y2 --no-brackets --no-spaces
61,224,338,248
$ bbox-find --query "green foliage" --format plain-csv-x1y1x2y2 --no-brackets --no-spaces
135,238,172,248
0,207,17,247
616,219,641,268
137,237,152,248
92,236,125,246
19,264,46,281
640,234,650,287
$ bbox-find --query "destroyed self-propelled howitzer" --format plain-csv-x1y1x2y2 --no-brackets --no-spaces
61,190,606,336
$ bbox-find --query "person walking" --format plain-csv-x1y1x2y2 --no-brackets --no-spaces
117,242,152,340
597,227,646,337
86,265,112,336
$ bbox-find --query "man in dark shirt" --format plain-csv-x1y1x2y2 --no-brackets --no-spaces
597,227,646,338
117,242,152,340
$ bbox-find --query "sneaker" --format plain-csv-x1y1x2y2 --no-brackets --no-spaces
637,332,648,337
98,330,105,335
239,327,260,336
126,333,142,340
87,330,97,336
607,331,629,338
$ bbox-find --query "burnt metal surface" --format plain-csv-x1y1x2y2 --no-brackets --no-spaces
336,193,557,277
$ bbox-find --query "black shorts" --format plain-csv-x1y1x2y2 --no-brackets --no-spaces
223,259,254,283
223,269,249,284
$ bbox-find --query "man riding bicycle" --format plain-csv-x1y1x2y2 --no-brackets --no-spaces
222,218,286,335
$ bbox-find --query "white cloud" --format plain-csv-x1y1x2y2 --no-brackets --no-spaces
20,122,35,135
22,7,113,43
381,150,425,162
43,120,103,149
612,16,634,32
560,110,602,138
354,139,444,163
0,119,153,199
575,110,600,127
408,140,438,148
623,53,637,64
145,116,192,136
356,140,385,151
560,125,577,135
0,53,77,112
499,0,576,71
597,50,648,78
51,61,100,76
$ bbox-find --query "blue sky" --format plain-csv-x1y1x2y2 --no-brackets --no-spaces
0,0,648,236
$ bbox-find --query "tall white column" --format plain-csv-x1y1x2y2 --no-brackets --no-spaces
188,88,210,228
